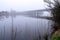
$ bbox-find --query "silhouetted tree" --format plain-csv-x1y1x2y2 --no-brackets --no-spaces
44,0,60,39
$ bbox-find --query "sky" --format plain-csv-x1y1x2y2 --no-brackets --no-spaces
0,0,46,11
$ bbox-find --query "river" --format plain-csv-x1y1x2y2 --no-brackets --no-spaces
0,15,52,40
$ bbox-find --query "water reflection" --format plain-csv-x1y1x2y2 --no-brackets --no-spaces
0,10,52,40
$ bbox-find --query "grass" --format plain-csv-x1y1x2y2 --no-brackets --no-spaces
51,29,60,40
52,35,60,40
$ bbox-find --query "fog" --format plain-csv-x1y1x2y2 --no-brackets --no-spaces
0,0,46,11
0,0,53,40
0,10,52,40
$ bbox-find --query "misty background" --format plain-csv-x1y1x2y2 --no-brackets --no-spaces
0,0,53,40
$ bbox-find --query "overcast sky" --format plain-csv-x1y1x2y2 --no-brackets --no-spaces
0,0,46,11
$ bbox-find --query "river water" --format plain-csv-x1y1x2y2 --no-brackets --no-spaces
0,15,52,40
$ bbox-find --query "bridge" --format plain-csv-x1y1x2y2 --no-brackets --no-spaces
20,9,52,20
0,9,53,20
9,9,53,20
24,14,53,20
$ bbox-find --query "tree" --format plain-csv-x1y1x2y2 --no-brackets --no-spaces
44,0,60,40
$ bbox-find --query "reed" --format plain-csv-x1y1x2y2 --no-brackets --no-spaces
13,27,17,40
11,15,17,40
11,15,14,40
3,24,5,40
43,33,48,40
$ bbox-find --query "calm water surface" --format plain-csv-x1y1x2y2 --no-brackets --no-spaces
0,15,52,40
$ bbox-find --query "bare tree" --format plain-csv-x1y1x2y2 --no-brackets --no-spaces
44,0,60,39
